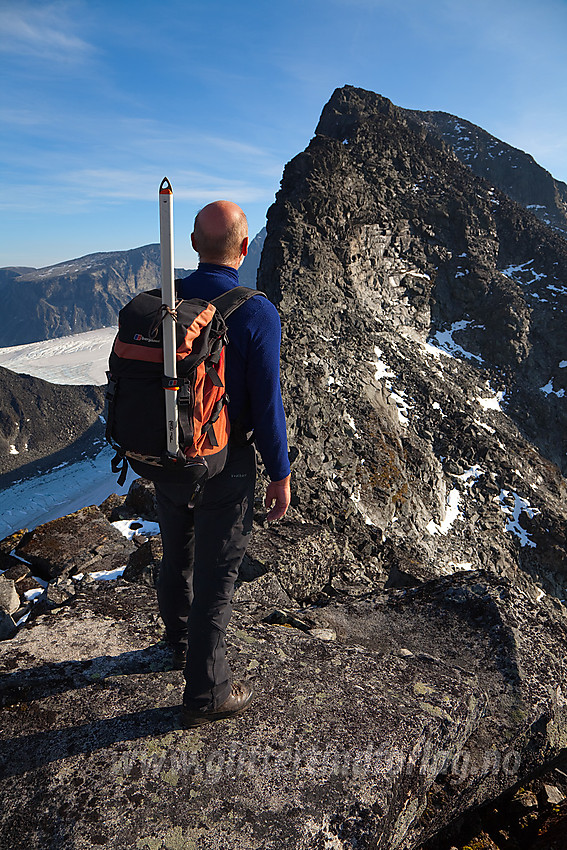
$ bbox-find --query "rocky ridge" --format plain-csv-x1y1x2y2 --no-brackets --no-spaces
1,484,567,848
402,106,567,237
258,84,567,603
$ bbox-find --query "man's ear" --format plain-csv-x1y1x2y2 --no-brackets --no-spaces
190,232,197,252
241,236,249,258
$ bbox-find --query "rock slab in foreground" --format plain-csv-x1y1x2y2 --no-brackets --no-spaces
1,570,567,848
15,505,136,581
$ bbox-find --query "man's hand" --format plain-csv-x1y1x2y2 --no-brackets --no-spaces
265,474,291,522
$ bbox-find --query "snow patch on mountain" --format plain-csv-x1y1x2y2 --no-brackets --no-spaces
112,519,160,540
500,260,547,286
477,389,506,411
496,490,540,548
540,380,565,398
455,465,484,488
427,489,461,536
373,347,412,425
427,321,483,363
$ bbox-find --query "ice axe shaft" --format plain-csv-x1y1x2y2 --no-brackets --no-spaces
159,177,180,457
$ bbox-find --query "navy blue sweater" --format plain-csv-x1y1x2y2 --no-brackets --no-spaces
177,263,290,482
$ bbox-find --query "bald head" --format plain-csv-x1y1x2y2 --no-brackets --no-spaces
191,200,248,268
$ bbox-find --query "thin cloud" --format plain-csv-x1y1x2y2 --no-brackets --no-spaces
112,119,279,169
0,166,275,212
0,107,44,126
0,1,94,62
66,168,273,204
205,137,272,160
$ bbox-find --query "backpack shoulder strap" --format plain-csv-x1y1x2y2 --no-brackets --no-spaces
212,286,266,321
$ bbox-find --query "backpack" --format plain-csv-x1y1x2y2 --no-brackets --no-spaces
105,285,263,500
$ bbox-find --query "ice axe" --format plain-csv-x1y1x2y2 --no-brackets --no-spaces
158,176,182,463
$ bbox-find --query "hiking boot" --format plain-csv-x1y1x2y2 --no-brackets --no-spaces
170,646,187,670
156,639,187,670
180,680,254,728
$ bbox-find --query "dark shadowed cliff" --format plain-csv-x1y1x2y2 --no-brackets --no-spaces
0,366,105,477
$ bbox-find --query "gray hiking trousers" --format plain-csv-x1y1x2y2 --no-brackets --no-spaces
154,442,256,710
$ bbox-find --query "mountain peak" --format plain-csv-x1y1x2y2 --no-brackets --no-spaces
315,85,401,138
259,84,567,599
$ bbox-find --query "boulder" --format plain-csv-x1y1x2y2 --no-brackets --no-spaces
14,505,136,581
0,562,32,584
242,519,353,601
43,577,77,608
0,610,16,640
0,575,20,615
124,478,158,520
122,537,163,587
98,492,128,521
233,571,293,609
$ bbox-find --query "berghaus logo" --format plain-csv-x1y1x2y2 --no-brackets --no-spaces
133,333,156,343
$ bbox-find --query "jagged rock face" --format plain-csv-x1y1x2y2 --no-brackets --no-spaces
0,366,105,476
243,519,352,600
258,85,567,597
403,108,567,237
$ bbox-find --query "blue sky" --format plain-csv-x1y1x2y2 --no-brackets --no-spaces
2,0,566,269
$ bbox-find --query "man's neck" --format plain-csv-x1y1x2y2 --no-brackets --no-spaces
199,258,240,270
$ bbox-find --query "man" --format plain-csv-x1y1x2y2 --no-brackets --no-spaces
152,200,290,727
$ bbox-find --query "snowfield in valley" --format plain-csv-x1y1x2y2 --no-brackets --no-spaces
0,326,116,386
0,327,132,537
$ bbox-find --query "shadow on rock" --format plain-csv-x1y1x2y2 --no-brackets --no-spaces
0,704,182,778
0,642,180,708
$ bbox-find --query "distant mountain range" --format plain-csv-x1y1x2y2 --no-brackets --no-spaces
0,245,179,348
0,230,266,348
